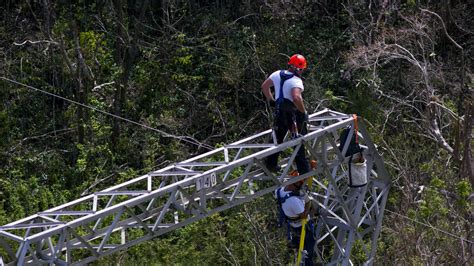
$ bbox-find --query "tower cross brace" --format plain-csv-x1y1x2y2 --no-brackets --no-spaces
0,109,390,265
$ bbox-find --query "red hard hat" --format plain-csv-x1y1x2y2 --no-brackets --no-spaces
288,54,307,69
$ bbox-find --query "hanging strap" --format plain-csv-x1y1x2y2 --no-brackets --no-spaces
349,115,359,188
276,188,291,240
353,114,359,144
276,188,285,227
348,154,354,187
353,114,364,157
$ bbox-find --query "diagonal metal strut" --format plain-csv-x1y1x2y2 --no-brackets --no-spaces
0,109,390,265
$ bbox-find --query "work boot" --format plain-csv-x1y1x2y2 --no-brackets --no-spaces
266,164,281,173
292,132,303,139
264,157,281,173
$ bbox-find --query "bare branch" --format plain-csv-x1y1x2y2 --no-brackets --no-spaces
93,81,116,91
420,8,463,50
7,128,73,153
13,40,59,46
428,103,454,154
429,101,463,121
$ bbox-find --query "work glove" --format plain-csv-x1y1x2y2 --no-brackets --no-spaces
296,110,309,122
302,184,309,192
304,112,309,122
268,99,276,107
302,191,313,203
303,194,311,204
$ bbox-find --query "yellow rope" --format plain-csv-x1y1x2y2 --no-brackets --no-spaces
296,215,308,264
296,160,316,265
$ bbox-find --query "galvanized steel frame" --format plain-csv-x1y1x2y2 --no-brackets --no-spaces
0,109,390,265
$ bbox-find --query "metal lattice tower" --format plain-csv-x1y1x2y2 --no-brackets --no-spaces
0,109,390,265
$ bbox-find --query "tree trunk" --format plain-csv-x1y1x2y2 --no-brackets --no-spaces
111,0,149,147
111,0,126,146
72,24,87,144
461,100,473,185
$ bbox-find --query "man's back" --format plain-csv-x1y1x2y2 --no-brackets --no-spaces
269,70,304,103
276,188,305,227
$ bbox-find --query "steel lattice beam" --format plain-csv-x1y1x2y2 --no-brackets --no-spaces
0,109,390,265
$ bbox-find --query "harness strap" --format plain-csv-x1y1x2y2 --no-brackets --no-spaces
276,188,285,227
276,187,301,240
277,70,294,102
286,216,302,221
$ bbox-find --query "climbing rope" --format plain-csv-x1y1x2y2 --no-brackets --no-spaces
296,160,317,265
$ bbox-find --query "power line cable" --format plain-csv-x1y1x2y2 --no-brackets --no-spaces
385,209,473,244
0,76,214,150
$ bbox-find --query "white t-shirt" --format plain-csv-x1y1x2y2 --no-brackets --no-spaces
276,188,305,228
269,70,304,102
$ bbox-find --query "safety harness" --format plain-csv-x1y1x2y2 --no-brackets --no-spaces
276,187,301,240
276,70,295,104
275,70,300,137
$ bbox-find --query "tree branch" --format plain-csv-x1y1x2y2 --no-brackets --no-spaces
420,8,463,50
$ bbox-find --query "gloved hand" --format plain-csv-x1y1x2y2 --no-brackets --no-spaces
302,184,309,192
304,193,317,209
296,110,309,122
302,192,313,203
268,99,276,107
304,194,310,203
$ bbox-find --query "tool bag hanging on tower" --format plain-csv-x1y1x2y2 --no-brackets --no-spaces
339,115,367,187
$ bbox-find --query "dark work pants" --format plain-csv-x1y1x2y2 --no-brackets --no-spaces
290,223,316,266
266,99,310,175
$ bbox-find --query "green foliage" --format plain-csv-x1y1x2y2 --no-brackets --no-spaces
455,180,472,209
96,197,286,265
350,239,369,264
456,180,472,198
419,177,449,218
407,0,417,8
0,1,470,265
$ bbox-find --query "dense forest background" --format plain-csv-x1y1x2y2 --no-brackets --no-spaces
0,0,472,264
